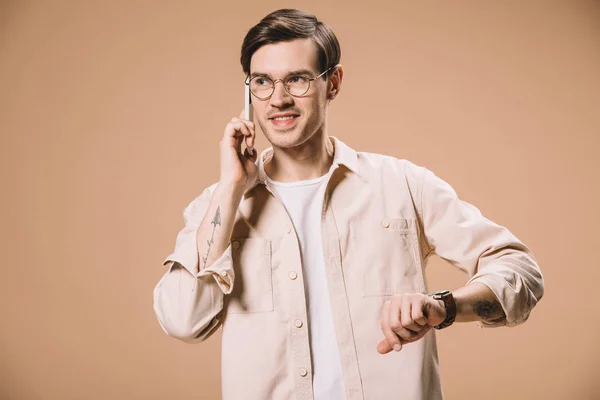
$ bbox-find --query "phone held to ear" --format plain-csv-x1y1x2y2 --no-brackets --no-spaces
244,82,255,156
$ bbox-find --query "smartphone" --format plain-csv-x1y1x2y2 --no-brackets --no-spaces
244,82,255,155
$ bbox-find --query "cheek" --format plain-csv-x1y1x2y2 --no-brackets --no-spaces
301,97,325,117
306,99,326,123
254,104,270,125
253,102,265,116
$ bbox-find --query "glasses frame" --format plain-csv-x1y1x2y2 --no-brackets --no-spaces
245,66,334,100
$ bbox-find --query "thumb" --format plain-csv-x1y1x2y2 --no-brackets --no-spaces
377,339,394,354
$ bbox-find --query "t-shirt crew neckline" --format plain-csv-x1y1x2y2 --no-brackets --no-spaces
266,172,330,188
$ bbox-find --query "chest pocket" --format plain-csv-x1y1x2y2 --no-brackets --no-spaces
352,217,425,296
226,238,274,313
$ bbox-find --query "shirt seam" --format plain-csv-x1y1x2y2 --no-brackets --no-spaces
418,166,435,257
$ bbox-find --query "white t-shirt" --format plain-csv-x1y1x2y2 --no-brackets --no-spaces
267,171,346,400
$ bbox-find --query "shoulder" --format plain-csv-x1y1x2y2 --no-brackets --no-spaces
355,150,428,186
182,181,220,217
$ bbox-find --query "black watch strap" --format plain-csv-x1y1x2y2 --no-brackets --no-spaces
430,290,457,330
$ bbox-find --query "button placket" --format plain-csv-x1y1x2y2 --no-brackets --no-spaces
270,204,311,394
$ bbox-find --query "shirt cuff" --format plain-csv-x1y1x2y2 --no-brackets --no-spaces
466,273,532,329
197,244,234,294
163,243,235,295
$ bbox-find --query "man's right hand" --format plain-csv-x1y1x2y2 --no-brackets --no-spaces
219,111,258,194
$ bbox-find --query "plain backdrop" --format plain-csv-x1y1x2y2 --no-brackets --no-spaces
1,1,599,399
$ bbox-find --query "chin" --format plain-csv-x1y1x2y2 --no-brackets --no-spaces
263,126,308,149
265,134,301,149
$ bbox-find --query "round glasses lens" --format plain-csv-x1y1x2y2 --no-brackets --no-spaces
250,77,273,99
286,75,310,96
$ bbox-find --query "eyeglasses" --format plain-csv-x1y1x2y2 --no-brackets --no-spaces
245,66,333,100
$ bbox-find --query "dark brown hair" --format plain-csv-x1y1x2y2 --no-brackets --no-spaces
240,9,341,78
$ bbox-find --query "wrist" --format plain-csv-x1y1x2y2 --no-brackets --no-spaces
434,298,447,320
429,290,457,330
214,182,246,209
217,181,245,198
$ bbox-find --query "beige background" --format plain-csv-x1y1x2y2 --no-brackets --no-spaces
1,1,599,399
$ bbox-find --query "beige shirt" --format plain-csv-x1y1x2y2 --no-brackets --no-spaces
153,136,544,400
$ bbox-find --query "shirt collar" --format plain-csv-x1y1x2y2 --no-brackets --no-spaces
243,136,359,196
256,135,359,184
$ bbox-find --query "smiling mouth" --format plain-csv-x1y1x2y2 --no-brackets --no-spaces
269,114,300,129
271,115,297,121
269,113,300,120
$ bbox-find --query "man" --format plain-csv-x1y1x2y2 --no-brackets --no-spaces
153,9,544,400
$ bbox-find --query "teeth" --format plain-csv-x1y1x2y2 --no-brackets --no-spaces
273,116,296,120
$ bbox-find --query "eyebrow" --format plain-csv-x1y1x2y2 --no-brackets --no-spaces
250,69,315,79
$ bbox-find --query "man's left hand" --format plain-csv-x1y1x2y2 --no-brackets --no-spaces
377,293,447,354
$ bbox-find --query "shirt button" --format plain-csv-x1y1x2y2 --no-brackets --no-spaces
294,319,303,328
232,240,240,250
381,219,390,228
288,271,298,280
298,367,308,377
220,270,228,277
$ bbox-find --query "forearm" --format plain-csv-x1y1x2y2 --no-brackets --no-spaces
153,265,224,343
451,282,506,324
153,183,242,343
197,182,244,270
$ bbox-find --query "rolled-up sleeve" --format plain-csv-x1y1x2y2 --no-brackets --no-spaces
418,167,544,328
153,185,235,343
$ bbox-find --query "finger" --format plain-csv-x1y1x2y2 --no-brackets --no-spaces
225,123,251,155
224,122,247,143
411,298,428,328
234,113,256,131
381,301,404,352
243,146,257,162
231,116,255,130
377,335,412,354
225,122,252,144
389,297,414,341
243,122,255,151
401,296,423,332
237,123,252,155
377,338,393,354
379,301,399,353
230,117,256,149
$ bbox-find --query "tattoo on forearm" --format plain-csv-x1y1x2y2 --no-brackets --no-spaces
472,299,506,321
201,207,221,268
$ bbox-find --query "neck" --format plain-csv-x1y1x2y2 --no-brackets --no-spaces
264,131,335,183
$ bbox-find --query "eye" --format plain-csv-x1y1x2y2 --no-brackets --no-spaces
287,75,309,84
252,77,272,87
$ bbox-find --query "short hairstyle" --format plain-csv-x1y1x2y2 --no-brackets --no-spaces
240,9,341,77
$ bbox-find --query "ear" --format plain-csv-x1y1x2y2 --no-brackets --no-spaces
327,64,344,100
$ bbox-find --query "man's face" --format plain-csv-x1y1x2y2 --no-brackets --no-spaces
249,38,331,149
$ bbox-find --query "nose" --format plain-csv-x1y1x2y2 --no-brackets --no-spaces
269,79,294,108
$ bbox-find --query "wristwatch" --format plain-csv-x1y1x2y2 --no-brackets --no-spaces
430,290,457,330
